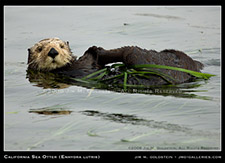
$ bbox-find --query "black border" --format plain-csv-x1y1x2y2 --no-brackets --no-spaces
2,151,225,161
0,0,223,5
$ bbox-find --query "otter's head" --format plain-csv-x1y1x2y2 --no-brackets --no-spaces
27,38,76,71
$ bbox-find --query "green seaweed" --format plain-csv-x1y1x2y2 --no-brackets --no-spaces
123,72,128,90
76,63,215,89
27,63,215,99
82,68,107,80
131,64,215,80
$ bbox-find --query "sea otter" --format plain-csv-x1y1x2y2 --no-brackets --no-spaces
27,38,204,86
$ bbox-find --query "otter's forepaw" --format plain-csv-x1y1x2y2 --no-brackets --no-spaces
86,46,103,55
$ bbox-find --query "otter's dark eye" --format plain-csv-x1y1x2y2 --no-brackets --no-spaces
60,44,64,48
37,47,42,52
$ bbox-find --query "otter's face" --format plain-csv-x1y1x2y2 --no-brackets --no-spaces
27,38,75,71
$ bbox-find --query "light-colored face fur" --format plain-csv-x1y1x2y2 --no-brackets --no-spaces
28,38,75,71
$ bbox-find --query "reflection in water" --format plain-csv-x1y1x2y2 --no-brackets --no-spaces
82,110,191,133
26,70,71,89
81,110,218,140
29,107,72,115
26,69,212,100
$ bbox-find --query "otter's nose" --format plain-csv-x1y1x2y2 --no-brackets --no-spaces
48,48,59,59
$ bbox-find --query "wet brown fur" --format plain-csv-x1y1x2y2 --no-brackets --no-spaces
28,38,75,71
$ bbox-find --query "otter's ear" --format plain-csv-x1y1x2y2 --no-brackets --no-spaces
28,48,31,54
27,48,32,64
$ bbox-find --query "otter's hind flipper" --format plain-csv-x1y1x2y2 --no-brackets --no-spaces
194,60,204,71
